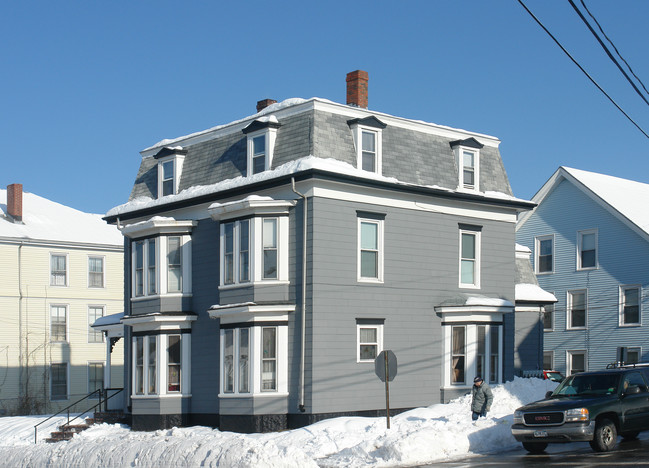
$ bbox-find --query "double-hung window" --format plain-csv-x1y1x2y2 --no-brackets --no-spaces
620,285,641,326
451,326,466,384
134,335,157,395
217,321,287,396
489,327,500,384
568,290,587,329
50,253,67,286
88,256,105,288
154,148,187,199
450,138,483,192
535,235,554,274
243,119,280,177
543,351,554,370
88,362,104,396
348,117,385,175
212,199,294,287
356,320,384,362
542,299,554,331
134,238,157,296
567,350,586,375
51,363,68,400
459,225,481,288
88,306,105,343
167,335,181,392
167,236,182,293
51,305,67,342
358,214,384,282
128,231,192,298
577,229,597,270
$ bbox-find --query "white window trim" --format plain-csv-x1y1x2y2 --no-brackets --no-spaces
88,305,105,343
567,289,588,330
211,199,295,288
130,235,192,298
50,303,69,343
577,229,598,271
619,284,642,327
356,323,384,363
459,229,481,289
218,325,288,397
543,293,555,331
567,350,587,375
535,234,554,275
454,145,480,192
49,252,69,287
246,127,278,176
156,153,185,199
357,217,384,283
87,255,106,289
131,333,192,398
442,321,503,389
87,360,105,398
350,123,383,175
50,362,69,401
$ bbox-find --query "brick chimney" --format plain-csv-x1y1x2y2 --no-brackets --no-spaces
7,183,23,222
257,99,277,113
346,70,369,108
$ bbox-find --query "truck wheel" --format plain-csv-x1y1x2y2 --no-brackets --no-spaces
621,431,639,440
522,442,548,453
589,418,617,452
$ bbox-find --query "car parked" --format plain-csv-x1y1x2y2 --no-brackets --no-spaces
511,365,649,453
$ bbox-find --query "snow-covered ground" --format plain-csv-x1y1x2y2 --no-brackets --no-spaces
0,377,557,467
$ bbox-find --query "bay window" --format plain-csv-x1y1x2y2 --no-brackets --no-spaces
211,199,295,288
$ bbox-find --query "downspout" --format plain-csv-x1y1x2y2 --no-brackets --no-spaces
291,177,307,413
18,242,24,397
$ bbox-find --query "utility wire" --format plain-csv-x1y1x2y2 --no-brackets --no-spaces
568,0,649,107
516,0,649,140
579,0,649,98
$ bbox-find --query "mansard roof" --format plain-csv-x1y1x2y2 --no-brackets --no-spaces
110,98,527,221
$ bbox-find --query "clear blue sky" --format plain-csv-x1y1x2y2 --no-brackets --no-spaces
2,1,648,214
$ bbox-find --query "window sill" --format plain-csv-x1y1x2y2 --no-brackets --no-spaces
357,278,384,284
131,394,191,399
543,329,554,332
459,284,480,290
219,280,290,290
576,267,598,272
619,323,641,328
536,271,554,275
131,293,192,302
218,392,289,399
567,327,587,331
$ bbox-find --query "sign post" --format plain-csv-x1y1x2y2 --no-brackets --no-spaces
374,350,397,429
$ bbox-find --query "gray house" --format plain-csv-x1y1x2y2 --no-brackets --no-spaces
105,71,535,432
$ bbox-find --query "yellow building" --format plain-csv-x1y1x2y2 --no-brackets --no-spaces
0,184,124,415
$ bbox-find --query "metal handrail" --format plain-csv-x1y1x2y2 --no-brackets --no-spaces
33,387,123,444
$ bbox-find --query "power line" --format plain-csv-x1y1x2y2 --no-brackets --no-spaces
567,0,649,107
579,0,649,98
516,0,649,140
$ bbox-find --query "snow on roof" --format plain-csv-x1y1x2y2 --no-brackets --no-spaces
515,283,557,303
0,189,123,246
464,296,514,308
562,167,649,235
107,155,528,218
92,312,124,328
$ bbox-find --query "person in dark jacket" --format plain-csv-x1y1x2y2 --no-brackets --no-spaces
471,376,493,420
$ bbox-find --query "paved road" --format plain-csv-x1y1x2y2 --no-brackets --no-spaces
430,434,649,467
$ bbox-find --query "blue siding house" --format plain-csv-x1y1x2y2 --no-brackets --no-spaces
517,167,649,375
104,71,535,432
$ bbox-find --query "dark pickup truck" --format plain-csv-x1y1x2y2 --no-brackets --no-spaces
511,366,649,453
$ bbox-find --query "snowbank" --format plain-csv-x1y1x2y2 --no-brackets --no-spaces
0,377,557,467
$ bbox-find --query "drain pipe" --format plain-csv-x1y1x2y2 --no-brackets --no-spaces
18,242,24,397
291,177,307,413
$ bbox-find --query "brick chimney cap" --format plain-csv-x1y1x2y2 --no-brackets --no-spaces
346,70,369,81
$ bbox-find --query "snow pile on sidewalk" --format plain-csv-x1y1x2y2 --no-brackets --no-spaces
0,377,557,467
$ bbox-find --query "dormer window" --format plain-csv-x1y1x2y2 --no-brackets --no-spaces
450,138,483,192
242,117,281,176
154,147,188,199
348,116,386,175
